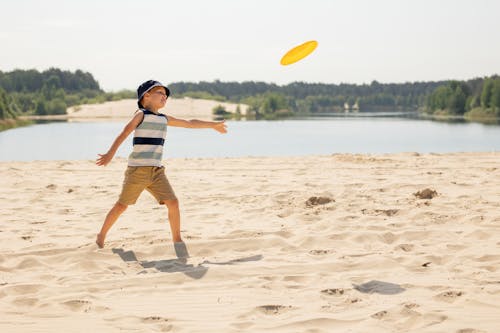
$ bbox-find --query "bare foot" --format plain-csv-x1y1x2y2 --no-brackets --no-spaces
96,233,105,248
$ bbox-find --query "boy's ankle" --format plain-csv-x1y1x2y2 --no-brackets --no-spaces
96,233,105,248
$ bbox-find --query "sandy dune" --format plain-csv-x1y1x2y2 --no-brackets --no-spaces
1,153,499,332
66,98,248,120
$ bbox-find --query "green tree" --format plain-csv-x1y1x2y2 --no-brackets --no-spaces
481,79,494,108
0,88,18,119
46,98,67,115
212,104,230,116
466,95,480,111
490,78,500,109
261,94,287,114
427,85,452,111
35,100,47,115
447,86,467,114
0,88,7,119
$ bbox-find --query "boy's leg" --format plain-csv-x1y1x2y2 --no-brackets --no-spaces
147,167,180,243
97,166,146,248
164,199,182,243
96,202,128,248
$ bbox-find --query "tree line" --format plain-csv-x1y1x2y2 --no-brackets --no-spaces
0,68,134,123
426,76,500,118
172,77,499,119
170,80,443,117
1,68,499,126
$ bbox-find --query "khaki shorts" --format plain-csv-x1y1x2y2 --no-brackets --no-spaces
118,166,177,205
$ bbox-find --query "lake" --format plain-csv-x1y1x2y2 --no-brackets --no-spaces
1,115,500,161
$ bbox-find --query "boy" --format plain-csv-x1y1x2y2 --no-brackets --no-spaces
95,80,227,248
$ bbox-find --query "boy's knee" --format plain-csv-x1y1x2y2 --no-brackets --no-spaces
164,199,179,209
115,202,128,212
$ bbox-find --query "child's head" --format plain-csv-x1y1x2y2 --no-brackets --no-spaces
137,80,170,110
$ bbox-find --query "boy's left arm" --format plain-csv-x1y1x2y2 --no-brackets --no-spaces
167,116,227,133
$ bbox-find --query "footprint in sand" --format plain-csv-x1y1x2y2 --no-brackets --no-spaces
400,303,421,316
434,290,464,302
13,297,39,307
6,283,44,294
361,209,399,217
141,316,169,323
139,317,172,332
309,249,332,255
345,297,362,304
395,244,415,252
321,288,344,296
256,305,293,315
371,310,389,319
402,302,419,309
380,232,398,244
476,254,500,262
414,188,438,199
395,243,414,252
62,299,92,312
456,329,487,333
372,304,424,321
305,196,334,207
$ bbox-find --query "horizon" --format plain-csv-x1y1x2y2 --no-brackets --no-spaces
1,67,499,92
1,0,499,91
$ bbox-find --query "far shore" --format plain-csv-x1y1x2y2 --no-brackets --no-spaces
19,97,248,122
10,100,500,128
67,97,248,120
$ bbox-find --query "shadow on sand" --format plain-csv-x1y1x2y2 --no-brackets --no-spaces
353,280,406,295
112,242,263,280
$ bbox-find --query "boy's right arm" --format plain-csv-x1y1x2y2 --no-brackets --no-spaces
96,112,143,166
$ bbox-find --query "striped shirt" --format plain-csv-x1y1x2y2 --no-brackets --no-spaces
128,109,168,167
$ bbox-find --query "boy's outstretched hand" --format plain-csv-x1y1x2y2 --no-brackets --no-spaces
96,152,113,166
213,121,227,134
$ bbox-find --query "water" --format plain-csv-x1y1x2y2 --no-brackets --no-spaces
1,116,500,161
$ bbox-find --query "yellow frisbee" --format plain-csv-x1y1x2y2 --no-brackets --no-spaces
280,40,318,66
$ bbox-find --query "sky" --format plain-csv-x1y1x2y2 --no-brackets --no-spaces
1,0,499,91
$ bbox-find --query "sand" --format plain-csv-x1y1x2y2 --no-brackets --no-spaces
1,153,499,332
66,98,248,120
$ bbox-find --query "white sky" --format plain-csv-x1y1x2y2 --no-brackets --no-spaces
1,0,499,91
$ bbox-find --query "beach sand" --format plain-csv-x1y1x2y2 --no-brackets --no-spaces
1,153,499,332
